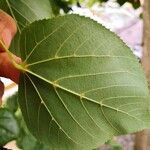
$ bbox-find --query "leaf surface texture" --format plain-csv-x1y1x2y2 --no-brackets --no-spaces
18,15,150,149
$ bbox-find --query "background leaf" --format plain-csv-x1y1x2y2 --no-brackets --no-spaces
4,93,18,113
15,109,50,150
18,15,150,149
2,93,48,150
17,133,49,150
0,108,19,146
0,0,58,56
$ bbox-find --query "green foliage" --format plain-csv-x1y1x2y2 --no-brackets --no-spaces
17,133,49,150
0,0,57,56
16,109,49,150
2,93,50,150
0,108,19,146
4,93,18,113
16,14,150,149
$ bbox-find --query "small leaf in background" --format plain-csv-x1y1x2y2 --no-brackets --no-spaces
15,110,49,150
18,15,150,149
0,0,58,56
2,93,48,150
19,134,49,150
4,92,18,113
0,108,19,146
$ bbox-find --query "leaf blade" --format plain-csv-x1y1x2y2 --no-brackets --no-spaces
0,108,20,146
19,15,150,149
0,0,57,56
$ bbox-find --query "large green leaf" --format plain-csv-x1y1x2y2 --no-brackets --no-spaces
18,15,150,149
0,0,57,56
0,108,19,146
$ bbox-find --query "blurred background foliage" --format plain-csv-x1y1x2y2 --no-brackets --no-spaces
54,0,141,12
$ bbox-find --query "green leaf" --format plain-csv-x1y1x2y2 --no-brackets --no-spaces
19,134,50,150
16,110,49,150
0,0,55,31
4,92,18,113
0,0,57,56
17,125,50,150
18,15,150,149
0,108,20,146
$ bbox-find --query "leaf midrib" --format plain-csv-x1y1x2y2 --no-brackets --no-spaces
25,73,84,147
24,69,145,124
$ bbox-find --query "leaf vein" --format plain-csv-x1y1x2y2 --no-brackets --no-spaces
54,87,99,140
55,23,87,57
25,73,83,147
83,85,141,94
80,99,109,135
19,0,40,18
117,102,147,109
99,105,120,133
24,21,68,63
10,5,31,23
25,70,145,124
23,74,32,128
26,55,136,67
37,103,42,141
55,71,139,83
